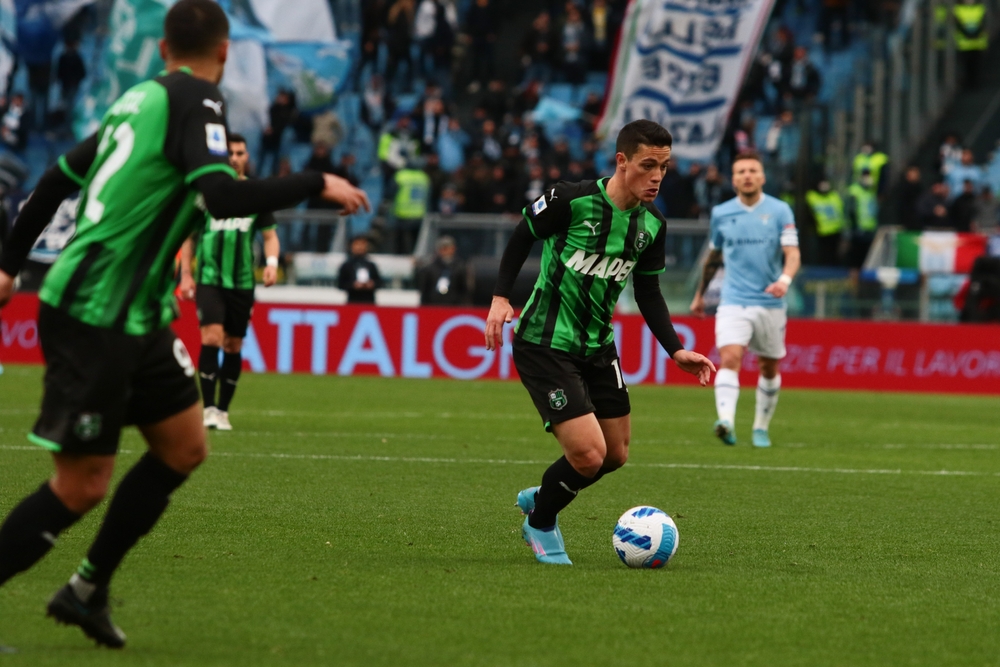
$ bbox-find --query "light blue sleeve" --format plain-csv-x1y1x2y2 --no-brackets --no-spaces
779,201,799,247
710,207,723,249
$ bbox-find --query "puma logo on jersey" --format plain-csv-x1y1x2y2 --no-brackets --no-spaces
210,217,254,232
582,220,600,235
202,99,224,116
564,249,637,281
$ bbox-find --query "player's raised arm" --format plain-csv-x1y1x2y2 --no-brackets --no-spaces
0,133,97,307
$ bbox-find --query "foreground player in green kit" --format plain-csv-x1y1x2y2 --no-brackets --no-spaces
178,133,276,431
0,0,368,648
485,119,715,564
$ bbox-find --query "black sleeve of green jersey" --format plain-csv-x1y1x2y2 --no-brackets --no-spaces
492,218,535,298
0,134,97,276
633,273,684,357
194,170,325,219
633,207,667,276
161,73,237,183
522,181,574,239
255,211,277,232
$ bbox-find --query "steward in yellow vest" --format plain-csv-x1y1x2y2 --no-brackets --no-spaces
955,1,987,87
852,143,889,196
847,171,879,268
806,181,846,266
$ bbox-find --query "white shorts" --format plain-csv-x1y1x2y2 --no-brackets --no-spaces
715,304,787,360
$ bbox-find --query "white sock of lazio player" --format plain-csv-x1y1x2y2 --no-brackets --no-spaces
753,374,781,431
714,369,740,426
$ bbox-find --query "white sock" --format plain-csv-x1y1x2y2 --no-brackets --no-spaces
714,369,740,425
753,374,781,431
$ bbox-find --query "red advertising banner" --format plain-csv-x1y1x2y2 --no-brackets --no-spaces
3,293,1000,394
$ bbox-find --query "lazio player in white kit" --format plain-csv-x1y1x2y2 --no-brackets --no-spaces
690,151,801,447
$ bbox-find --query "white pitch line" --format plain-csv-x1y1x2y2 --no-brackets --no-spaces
1,445,997,478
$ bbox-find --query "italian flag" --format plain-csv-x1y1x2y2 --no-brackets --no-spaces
896,231,987,273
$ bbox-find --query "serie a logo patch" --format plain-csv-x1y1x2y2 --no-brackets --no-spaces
531,196,548,216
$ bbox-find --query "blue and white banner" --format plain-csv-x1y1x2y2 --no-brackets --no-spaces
598,0,775,161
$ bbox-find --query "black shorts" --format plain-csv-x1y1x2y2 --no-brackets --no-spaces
512,337,630,432
31,304,201,456
196,285,255,338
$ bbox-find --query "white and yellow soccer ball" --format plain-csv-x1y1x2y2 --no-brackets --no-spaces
613,506,679,569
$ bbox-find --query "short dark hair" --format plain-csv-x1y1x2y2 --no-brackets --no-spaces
732,150,764,166
615,119,672,158
228,133,247,146
164,0,229,59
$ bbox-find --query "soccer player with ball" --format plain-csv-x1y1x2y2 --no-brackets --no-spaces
690,151,801,448
485,119,716,565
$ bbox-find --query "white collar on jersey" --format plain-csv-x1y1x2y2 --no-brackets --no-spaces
736,193,765,212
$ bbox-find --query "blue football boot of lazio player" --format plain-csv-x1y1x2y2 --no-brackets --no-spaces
714,419,737,445
752,429,772,448
521,515,572,565
516,486,539,515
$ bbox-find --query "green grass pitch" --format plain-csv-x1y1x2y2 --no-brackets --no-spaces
1,363,999,666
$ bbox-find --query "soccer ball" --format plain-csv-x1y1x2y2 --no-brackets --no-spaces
613,506,679,569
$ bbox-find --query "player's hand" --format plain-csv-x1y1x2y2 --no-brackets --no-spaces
672,349,716,386
485,296,514,351
764,281,788,298
689,293,706,318
178,273,196,301
0,270,14,308
320,174,371,215
262,265,278,287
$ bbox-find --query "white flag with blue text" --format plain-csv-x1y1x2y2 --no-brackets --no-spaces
598,0,775,161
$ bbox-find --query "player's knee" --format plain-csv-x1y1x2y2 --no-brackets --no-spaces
222,337,243,354
162,437,208,475
201,328,224,348
55,478,109,514
568,449,606,478
604,447,629,470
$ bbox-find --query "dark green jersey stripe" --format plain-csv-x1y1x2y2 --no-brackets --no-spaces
195,210,265,290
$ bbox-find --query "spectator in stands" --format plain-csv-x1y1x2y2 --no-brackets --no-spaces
764,109,801,190
361,74,393,131
974,185,999,233
938,132,963,174
805,179,846,266
658,161,697,218
465,0,497,93
423,152,448,212
379,114,420,196
819,0,851,51
356,0,388,88
1,94,28,154
950,179,978,232
694,164,735,214
588,0,613,71
898,165,925,229
415,0,440,79
415,92,449,153
945,149,983,200
847,169,879,268
385,0,416,94
338,235,382,304
439,182,461,215
482,79,509,125
417,235,468,305
522,161,546,207
259,89,297,176
559,3,589,85
916,180,952,229
786,46,821,103
392,159,431,253
487,164,514,213
310,108,344,149
521,11,557,84
437,117,470,173
474,118,503,164
56,40,86,122
304,142,358,252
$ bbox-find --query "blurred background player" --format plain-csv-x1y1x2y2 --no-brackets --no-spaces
0,0,368,649
485,120,715,565
178,133,279,431
690,151,801,448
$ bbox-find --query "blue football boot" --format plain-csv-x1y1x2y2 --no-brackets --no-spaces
521,515,572,565
752,429,772,448
516,486,539,515
714,419,737,445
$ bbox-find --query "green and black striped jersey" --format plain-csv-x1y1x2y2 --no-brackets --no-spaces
195,207,276,290
39,69,237,335
516,178,667,356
